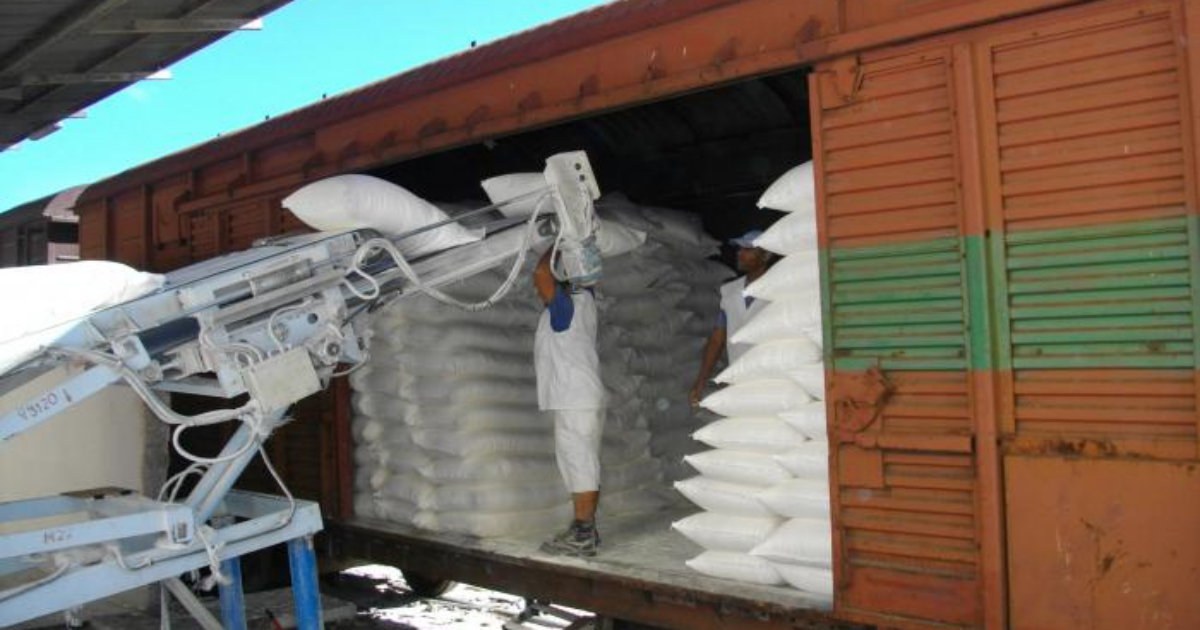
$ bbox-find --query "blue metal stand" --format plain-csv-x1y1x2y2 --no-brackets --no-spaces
288,535,324,630
218,556,247,630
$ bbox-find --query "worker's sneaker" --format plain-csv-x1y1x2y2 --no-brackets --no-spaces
540,520,600,557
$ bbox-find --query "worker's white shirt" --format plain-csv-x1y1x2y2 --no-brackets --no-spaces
719,276,768,363
534,289,605,411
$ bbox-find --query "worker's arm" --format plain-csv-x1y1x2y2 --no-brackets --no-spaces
689,326,726,407
534,249,557,305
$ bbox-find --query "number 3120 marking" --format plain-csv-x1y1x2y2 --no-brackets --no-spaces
17,389,71,423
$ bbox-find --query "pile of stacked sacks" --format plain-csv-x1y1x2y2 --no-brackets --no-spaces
593,194,735,482
351,189,732,537
671,163,833,596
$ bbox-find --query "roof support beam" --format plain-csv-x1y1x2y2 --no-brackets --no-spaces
20,70,172,86
92,18,264,35
0,0,133,76
4,0,229,118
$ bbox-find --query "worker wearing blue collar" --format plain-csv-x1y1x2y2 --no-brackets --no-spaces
533,248,606,557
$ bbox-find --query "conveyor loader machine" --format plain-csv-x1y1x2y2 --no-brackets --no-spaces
0,152,601,629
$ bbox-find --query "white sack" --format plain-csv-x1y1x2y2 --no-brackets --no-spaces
714,339,822,384
700,380,811,417
773,442,829,479
729,296,823,346
376,498,418,524
601,255,678,290
417,454,557,484
379,473,435,505
607,292,685,323
353,494,378,519
480,173,547,217
639,206,718,249
0,261,164,375
282,174,483,257
674,477,776,517
598,488,668,518
672,512,782,553
684,450,793,487
383,297,536,328
779,403,828,441
449,378,537,406
603,455,664,491
693,417,806,454
416,504,570,538
411,428,553,458
686,551,784,586
744,251,820,302
754,211,818,257
353,465,376,492
394,349,536,379
596,220,646,257
596,193,662,233
756,479,831,519
750,517,832,567
373,322,531,354
774,562,834,596
788,366,826,400
757,162,816,214
674,259,737,285
419,479,566,512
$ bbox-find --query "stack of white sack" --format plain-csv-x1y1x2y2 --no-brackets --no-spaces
351,262,670,537
594,193,735,482
674,162,833,597
350,186,730,537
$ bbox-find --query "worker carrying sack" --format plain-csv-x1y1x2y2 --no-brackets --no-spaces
283,174,483,257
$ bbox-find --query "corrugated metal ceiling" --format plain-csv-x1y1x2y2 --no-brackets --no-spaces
0,0,293,148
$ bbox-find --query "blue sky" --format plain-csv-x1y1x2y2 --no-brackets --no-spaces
0,0,610,211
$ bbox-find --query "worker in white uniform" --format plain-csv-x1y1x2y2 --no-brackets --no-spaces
533,248,606,557
689,230,776,407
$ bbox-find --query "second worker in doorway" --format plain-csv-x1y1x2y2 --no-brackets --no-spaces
689,230,777,407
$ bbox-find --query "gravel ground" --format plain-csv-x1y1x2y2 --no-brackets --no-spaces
326,565,585,630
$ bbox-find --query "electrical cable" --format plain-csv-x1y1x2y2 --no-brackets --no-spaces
346,193,552,312
0,557,70,602
49,347,256,428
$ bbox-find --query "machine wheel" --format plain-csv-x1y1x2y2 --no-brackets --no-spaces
403,570,454,598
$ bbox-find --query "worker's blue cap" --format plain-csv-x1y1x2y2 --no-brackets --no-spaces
730,230,764,249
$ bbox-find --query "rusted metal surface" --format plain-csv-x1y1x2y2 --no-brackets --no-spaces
73,0,1097,267
68,0,1200,628
1004,457,1200,630
328,522,853,630
0,187,80,267
815,1,1200,628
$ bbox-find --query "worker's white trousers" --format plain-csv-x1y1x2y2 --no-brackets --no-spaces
553,408,605,493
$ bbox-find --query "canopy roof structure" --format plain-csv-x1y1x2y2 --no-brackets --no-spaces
0,0,290,150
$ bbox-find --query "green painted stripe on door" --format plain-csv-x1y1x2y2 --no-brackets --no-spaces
820,215,1200,371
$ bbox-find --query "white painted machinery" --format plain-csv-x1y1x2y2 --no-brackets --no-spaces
0,152,601,629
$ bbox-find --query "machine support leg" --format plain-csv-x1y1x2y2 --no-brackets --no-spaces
163,578,224,630
288,536,323,630
218,556,248,630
